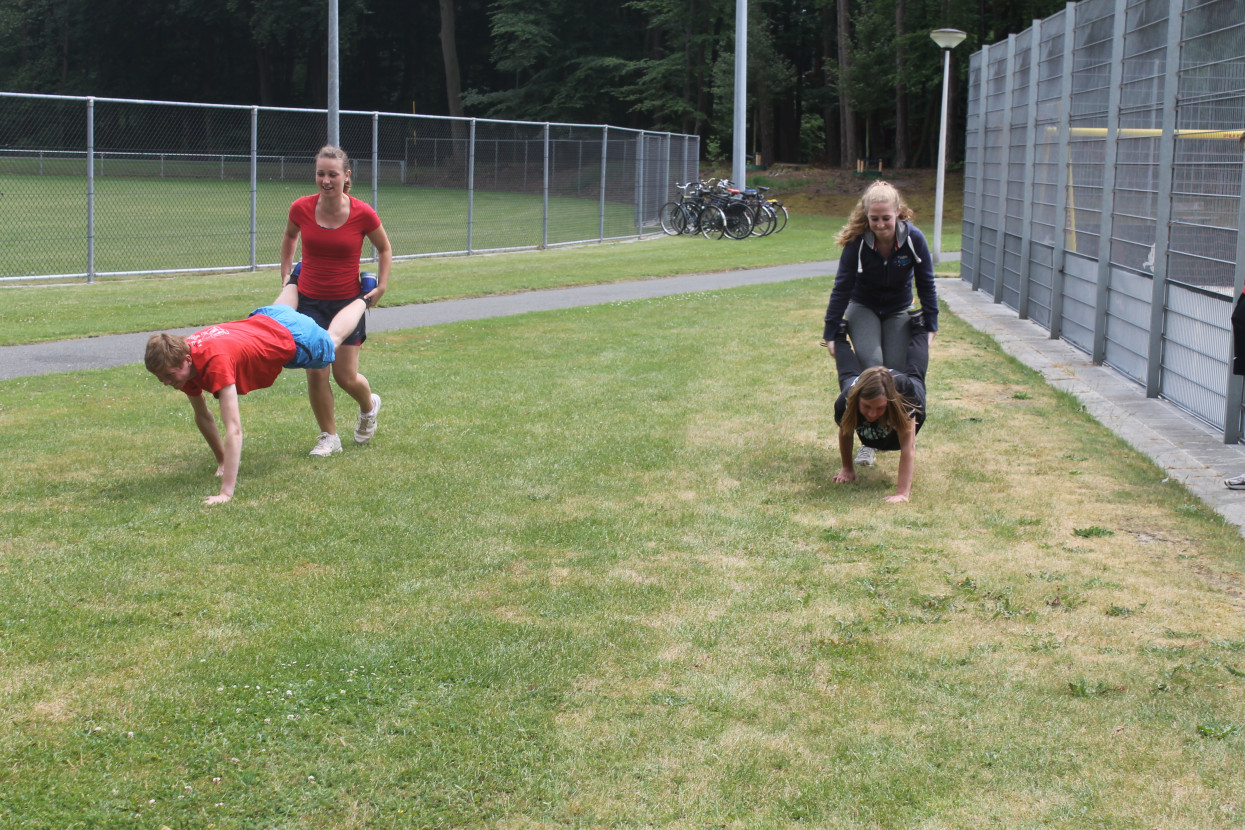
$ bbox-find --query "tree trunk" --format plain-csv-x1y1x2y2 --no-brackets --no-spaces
894,0,908,168
820,5,838,165
439,0,468,145
835,0,857,169
758,76,775,168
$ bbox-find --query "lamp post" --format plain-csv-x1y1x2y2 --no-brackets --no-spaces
930,28,966,264
328,0,340,146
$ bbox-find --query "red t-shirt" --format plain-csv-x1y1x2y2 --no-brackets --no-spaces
288,194,382,300
180,315,297,398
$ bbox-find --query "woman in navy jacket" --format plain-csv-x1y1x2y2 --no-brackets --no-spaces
822,181,938,370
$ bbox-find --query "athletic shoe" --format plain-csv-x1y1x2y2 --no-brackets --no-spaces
309,431,342,457
1225,473,1245,490
354,394,381,444
855,445,876,467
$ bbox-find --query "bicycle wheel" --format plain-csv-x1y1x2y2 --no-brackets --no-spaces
699,205,727,239
769,201,789,233
723,202,754,240
659,201,686,235
750,203,777,237
681,201,703,234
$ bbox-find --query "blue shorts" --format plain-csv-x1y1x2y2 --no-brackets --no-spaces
249,305,336,369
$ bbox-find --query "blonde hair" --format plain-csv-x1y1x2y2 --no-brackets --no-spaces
145,333,190,373
834,180,915,247
839,366,917,438
316,145,353,193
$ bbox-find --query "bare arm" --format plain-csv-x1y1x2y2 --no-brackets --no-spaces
833,430,857,484
886,420,916,503
274,219,301,307
364,223,393,306
189,393,225,469
205,384,242,506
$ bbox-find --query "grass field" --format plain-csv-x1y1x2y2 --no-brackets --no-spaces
2,280,1243,827
0,174,645,279
0,213,883,347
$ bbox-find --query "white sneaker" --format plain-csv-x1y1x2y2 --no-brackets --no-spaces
354,394,381,444
1226,473,1245,490
309,432,342,457
855,445,877,467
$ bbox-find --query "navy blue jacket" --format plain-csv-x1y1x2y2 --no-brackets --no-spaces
822,221,938,341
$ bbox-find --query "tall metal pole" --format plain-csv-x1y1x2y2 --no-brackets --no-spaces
732,0,747,188
328,0,340,146
931,28,966,265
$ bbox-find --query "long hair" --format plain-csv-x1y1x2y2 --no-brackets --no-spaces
316,145,353,194
834,180,915,247
145,333,190,373
839,365,917,438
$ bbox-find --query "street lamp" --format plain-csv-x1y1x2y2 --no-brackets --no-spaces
930,28,966,264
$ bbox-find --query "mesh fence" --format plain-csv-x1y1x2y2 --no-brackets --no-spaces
960,0,1245,440
961,0,1245,440
0,93,699,282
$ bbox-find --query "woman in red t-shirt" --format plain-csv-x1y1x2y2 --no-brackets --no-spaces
279,145,393,458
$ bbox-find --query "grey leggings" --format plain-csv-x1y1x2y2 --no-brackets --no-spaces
844,301,911,370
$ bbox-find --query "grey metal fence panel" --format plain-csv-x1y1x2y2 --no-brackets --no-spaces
1101,0,1168,380
1163,283,1234,424
1061,253,1099,354
1103,265,1152,382
1029,9,1072,330
1000,31,1033,311
0,93,698,281
976,46,1010,296
959,0,1245,441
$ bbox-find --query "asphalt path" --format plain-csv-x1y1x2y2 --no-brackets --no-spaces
0,260,836,381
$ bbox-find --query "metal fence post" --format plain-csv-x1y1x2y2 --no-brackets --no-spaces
542,123,550,249
1090,0,1129,365
967,44,990,292
250,106,258,271
371,113,379,208
86,97,95,284
1017,23,1041,319
468,119,476,254
1145,4,1184,397
636,133,645,237
994,35,1017,304
599,126,608,242
1048,3,1077,340
1225,140,1245,443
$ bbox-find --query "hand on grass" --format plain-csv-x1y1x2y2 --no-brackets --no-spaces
215,464,225,477
204,493,232,506
884,494,910,503
833,468,856,484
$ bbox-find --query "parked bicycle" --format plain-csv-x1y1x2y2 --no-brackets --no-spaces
659,178,788,240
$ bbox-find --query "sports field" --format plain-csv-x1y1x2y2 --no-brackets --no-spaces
0,173,642,279
1,244,1243,825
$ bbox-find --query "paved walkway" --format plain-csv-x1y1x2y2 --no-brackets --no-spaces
5,260,1243,538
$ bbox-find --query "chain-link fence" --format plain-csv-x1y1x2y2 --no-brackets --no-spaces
0,92,699,282
960,0,1245,443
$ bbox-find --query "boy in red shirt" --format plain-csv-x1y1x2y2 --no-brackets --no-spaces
145,298,367,505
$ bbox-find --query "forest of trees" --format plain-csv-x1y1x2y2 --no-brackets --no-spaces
0,0,1067,168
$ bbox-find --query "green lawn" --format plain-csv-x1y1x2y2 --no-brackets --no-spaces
0,173,646,279
0,213,864,347
1,280,1242,827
